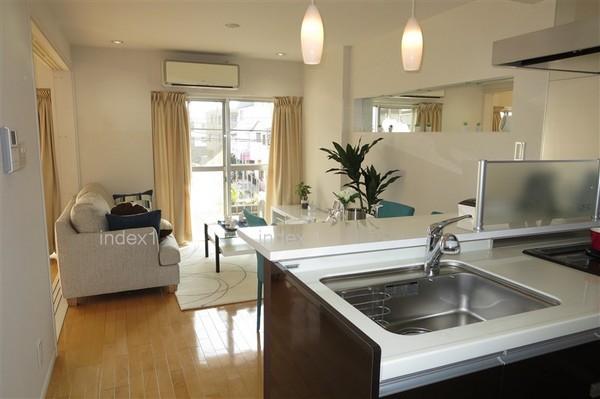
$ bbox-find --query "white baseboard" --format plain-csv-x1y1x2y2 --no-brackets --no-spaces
40,351,57,399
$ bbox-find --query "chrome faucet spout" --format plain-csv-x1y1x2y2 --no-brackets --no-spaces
424,215,472,277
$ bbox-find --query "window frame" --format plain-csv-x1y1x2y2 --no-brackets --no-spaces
187,97,274,217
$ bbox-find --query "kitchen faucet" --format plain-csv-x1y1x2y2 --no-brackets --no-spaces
424,215,472,277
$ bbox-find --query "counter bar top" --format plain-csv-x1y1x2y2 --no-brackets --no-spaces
238,213,599,262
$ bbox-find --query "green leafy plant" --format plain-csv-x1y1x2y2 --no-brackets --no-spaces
295,181,312,200
320,138,383,209
360,165,401,213
321,138,401,214
333,188,360,208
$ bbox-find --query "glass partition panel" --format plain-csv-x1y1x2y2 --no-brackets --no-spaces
479,160,599,230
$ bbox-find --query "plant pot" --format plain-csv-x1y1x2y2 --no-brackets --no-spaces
301,198,309,209
346,208,367,220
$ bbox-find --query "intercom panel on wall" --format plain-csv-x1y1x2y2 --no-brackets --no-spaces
1,126,25,174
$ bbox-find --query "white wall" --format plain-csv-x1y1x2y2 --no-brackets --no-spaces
0,1,59,397
72,47,304,195
441,85,484,132
303,47,348,208
540,0,600,160
542,74,600,159
343,0,555,214
29,0,72,67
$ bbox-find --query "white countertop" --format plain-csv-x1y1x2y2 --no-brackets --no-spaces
238,213,600,261
271,204,329,223
281,240,600,383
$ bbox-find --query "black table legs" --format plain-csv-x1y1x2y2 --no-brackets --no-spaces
204,223,209,257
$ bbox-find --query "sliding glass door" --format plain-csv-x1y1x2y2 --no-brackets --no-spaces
188,99,273,235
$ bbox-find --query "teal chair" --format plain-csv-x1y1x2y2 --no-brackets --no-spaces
243,209,268,331
376,200,415,218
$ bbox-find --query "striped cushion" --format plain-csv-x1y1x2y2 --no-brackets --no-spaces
113,189,153,210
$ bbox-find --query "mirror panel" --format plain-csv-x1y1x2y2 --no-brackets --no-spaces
354,77,513,133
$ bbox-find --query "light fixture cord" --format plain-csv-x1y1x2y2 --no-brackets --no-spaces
411,0,416,17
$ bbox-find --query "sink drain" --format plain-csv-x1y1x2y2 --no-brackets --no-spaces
398,327,432,335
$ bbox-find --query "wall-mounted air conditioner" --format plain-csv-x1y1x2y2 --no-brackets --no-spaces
163,60,239,89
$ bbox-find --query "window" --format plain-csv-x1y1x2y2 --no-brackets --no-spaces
372,105,417,132
188,99,273,234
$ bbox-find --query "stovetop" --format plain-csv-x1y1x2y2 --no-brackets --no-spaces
523,243,600,276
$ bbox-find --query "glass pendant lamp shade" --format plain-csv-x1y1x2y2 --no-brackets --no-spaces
301,1,324,65
401,12,423,71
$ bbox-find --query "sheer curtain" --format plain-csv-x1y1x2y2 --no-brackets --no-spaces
151,91,192,244
416,103,443,132
265,97,303,220
37,88,61,253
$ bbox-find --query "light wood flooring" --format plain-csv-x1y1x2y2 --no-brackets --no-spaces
46,288,263,399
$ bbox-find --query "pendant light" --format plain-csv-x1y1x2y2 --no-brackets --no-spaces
401,0,423,71
301,0,324,65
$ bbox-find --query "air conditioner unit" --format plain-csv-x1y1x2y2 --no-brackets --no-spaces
163,60,239,89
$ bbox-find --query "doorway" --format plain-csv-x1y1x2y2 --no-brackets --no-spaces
188,99,273,239
31,20,80,341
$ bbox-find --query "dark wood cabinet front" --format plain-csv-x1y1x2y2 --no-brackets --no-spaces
264,260,600,399
383,366,503,399
264,259,381,399
384,340,600,399
502,339,600,399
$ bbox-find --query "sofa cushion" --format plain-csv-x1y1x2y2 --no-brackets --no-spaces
113,189,153,210
159,235,181,266
106,210,161,234
77,183,114,207
159,218,173,239
111,202,148,216
70,192,110,233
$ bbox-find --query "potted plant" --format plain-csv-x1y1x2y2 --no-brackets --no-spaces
296,181,312,209
333,188,360,219
321,138,401,219
361,165,401,214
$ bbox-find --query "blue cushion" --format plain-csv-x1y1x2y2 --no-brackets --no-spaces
243,209,268,227
377,200,415,218
106,209,161,233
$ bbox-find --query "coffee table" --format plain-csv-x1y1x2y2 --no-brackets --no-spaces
204,223,255,273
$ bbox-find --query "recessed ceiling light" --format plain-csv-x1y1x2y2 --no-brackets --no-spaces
111,40,124,45
276,52,286,57
225,23,240,29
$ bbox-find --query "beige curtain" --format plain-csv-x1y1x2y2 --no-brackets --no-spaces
265,97,303,220
492,106,503,132
37,89,61,254
416,103,443,132
151,91,192,244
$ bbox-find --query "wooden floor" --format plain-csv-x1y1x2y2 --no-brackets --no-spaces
46,288,263,399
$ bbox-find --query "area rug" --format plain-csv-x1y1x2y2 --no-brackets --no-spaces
175,243,258,311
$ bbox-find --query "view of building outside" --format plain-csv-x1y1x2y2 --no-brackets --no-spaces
373,105,416,132
188,100,273,239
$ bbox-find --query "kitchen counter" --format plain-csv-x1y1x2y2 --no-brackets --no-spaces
238,213,600,261
277,239,600,389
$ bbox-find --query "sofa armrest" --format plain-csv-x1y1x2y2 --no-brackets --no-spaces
57,227,161,298
159,234,181,265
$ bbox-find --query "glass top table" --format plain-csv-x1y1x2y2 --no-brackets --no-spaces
203,223,255,273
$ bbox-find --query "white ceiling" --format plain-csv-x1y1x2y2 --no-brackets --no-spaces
42,0,474,61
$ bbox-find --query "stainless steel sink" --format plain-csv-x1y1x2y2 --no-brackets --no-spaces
321,261,559,335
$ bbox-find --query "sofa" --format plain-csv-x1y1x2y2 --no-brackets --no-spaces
55,183,180,305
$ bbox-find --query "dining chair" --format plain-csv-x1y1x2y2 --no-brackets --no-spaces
376,200,415,218
243,209,268,331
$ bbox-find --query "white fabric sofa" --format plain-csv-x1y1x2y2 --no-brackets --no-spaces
55,183,180,305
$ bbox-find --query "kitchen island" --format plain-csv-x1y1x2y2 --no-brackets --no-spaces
238,215,600,398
